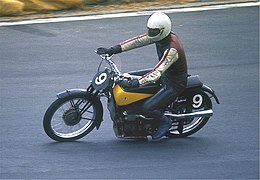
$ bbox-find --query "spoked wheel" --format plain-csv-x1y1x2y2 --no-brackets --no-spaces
43,93,103,142
166,90,212,138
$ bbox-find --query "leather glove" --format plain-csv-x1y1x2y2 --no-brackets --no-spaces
119,78,140,88
97,47,114,56
97,45,122,56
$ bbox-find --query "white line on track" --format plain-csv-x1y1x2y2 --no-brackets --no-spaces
0,2,259,27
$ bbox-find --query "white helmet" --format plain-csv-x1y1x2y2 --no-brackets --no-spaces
147,12,172,42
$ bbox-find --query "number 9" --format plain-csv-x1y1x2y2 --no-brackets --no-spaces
95,73,107,85
192,94,203,108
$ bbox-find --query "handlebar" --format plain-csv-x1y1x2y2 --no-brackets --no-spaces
94,50,112,59
94,51,138,84
95,52,121,76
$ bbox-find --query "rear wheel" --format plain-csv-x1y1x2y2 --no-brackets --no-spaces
166,90,212,138
43,93,103,142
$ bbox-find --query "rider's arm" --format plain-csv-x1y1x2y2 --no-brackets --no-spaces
98,34,153,56
119,34,153,52
138,48,179,86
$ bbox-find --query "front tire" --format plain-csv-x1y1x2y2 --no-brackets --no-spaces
43,93,103,142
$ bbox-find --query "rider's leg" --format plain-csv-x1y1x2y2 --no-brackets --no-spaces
142,84,177,140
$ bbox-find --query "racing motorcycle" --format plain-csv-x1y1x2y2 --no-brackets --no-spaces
43,53,219,142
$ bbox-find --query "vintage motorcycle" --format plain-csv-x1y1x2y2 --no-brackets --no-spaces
43,53,219,142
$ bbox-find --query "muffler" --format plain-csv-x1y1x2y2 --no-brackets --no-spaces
165,109,213,119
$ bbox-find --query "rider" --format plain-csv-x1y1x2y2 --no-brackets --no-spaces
97,12,188,140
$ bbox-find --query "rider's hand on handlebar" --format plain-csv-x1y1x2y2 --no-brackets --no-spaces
96,47,114,56
96,45,122,57
119,78,140,88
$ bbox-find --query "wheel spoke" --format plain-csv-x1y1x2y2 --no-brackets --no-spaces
80,102,93,116
69,99,76,108
81,117,93,121
177,121,184,134
75,99,85,106
86,110,93,113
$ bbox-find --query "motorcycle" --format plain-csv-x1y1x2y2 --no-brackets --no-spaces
43,53,219,142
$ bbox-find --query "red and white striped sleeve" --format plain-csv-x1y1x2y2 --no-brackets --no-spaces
120,34,153,52
139,48,179,86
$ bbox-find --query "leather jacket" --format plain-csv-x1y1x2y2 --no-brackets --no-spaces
117,32,188,90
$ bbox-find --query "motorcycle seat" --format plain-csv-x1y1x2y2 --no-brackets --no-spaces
187,75,203,88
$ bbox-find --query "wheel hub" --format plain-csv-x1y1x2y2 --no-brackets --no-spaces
63,108,81,126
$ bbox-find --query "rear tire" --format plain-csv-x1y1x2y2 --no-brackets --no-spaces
166,90,212,138
43,93,103,142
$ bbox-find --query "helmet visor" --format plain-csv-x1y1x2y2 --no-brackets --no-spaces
148,28,162,37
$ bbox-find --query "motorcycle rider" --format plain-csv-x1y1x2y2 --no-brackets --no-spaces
97,12,188,140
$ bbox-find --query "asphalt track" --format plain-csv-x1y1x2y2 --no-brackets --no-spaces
0,5,259,179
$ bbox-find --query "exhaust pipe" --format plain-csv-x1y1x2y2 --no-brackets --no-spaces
165,109,213,119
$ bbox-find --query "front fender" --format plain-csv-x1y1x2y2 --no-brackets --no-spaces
57,89,88,99
56,89,103,130
202,85,220,104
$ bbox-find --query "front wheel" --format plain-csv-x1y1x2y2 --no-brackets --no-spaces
43,93,103,142
166,90,212,138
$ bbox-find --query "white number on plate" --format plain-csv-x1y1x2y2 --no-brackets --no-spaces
192,94,203,108
95,73,107,85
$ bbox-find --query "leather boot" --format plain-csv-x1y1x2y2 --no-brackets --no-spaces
152,115,171,140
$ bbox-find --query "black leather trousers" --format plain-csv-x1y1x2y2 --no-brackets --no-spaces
128,69,178,120
142,83,177,120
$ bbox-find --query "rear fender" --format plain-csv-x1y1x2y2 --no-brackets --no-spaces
186,76,219,104
56,89,103,130
202,85,220,104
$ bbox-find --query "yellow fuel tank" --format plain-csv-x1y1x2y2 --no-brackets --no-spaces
113,84,153,106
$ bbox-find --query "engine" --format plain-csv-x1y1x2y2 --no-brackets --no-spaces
108,94,157,139
112,110,158,139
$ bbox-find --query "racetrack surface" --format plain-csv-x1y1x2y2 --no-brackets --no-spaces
0,5,259,179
